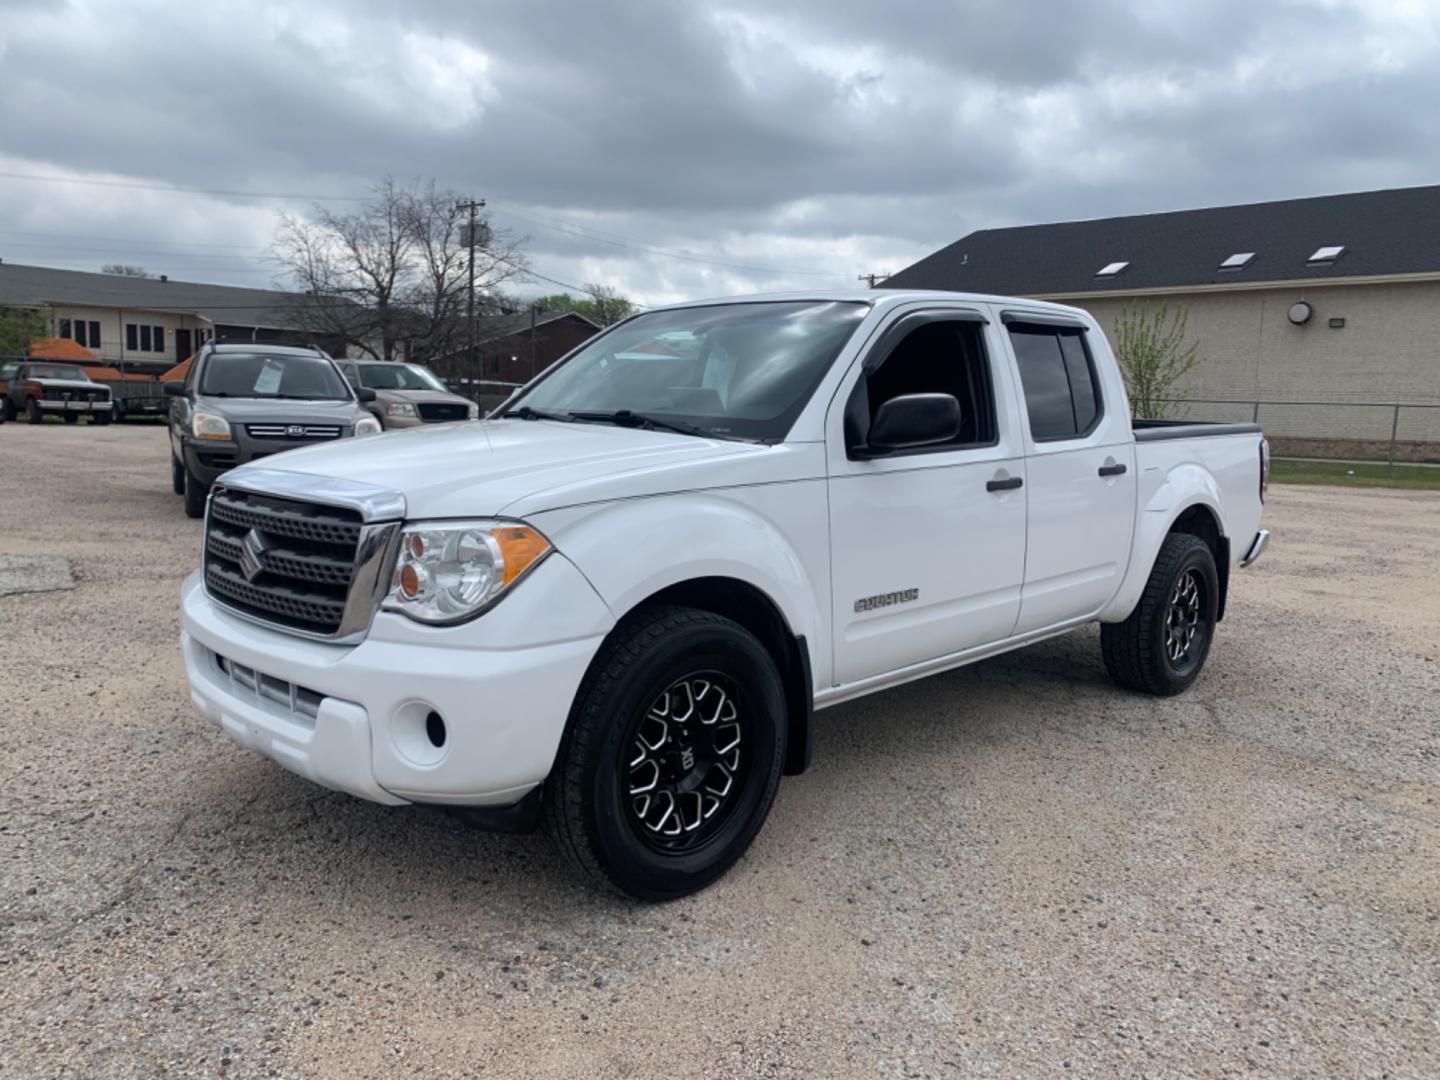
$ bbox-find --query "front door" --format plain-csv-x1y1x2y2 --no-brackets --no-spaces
1002,316,1138,634
176,328,193,363
827,308,1028,687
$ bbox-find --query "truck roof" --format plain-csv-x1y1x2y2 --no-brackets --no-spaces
648,288,1092,319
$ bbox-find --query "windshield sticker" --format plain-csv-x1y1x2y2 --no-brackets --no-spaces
254,363,283,394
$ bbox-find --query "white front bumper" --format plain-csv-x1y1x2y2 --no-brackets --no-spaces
180,554,614,807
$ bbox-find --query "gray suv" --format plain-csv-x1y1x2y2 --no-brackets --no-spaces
166,342,381,518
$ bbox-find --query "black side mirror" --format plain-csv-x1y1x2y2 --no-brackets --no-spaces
355,387,377,403
863,393,961,455
162,382,187,397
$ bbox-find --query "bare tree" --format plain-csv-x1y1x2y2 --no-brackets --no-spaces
270,178,528,362
1110,302,1200,419
101,264,151,277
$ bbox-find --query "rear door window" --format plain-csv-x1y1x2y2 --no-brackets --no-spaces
1008,323,1103,441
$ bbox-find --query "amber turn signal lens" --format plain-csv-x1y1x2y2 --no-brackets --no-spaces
491,526,551,585
398,563,421,598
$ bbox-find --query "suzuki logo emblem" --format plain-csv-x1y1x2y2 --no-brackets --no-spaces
285,424,305,438
239,528,273,582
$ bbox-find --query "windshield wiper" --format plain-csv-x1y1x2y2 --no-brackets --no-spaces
568,409,742,441
498,405,574,422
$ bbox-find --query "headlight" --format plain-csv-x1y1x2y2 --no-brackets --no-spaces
354,415,382,437
192,412,231,441
467,403,480,419
383,521,552,624
386,402,416,417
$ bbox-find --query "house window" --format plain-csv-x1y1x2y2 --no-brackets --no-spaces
126,324,138,351
88,321,101,349
152,325,165,351
139,325,152,352
59,318,72,339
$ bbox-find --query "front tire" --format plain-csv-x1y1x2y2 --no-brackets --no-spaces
92,410,111,425
545,605,786,900
171,455,186,495
183,468,208,518
27,399,44,424
1101,532,1219,696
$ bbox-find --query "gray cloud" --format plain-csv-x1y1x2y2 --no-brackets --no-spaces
1,0,1437,303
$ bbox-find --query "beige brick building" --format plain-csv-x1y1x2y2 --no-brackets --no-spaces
885,186,1440,460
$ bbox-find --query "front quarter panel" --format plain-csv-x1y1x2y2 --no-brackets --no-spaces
530,480,833,688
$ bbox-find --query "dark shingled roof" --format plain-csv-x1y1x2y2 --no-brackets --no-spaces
0,262,315,328
883,185,1440,297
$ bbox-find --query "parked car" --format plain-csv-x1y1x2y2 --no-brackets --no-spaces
337,359,479,428
165,341,381,518
2,361,112,425
178,290,1270,900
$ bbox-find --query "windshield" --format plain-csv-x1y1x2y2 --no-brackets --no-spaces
358,363,449,393
27,364,89,381
200,352,351,400
510,301,868,441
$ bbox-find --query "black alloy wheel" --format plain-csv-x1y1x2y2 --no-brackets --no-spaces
624,672,747,853
545,605,786,900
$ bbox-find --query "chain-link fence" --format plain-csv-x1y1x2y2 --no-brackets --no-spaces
1160,398,1440,469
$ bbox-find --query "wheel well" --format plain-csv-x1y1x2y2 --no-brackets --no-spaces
629,577,813,776
1169,504,1230,621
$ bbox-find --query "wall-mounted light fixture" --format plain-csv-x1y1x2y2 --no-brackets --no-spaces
1328,317,1346,329
1287,300,1313,326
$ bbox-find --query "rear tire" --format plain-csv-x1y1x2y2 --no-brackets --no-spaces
544,605,786,900
27,399,44,424
1101,532,1219,696
183,468,208,518
171,455,186,495
1,397,14,422
92,410,111,425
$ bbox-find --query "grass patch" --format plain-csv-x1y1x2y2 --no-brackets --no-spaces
1271,457,1440,491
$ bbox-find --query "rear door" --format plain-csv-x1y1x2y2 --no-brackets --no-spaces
1002,312,1137,635
826,306,1028,686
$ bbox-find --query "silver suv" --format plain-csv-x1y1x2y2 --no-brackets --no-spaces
338,359,479,428
165,342,381,518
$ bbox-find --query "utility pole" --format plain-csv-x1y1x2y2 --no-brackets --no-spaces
457,198,486,386
857,272,890,288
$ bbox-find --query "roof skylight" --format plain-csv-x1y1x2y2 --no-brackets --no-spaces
1307,245,1345,263
1096,261,1129,277
1219,252,1256,270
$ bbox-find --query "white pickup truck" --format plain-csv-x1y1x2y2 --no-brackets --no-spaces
179,290,1270,899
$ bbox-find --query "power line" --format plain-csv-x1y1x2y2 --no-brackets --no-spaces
0,169,369,203
489,202,848,279
2,169,851,281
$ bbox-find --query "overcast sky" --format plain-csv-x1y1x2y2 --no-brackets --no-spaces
2,0,1438,305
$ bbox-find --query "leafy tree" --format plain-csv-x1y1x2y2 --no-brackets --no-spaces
0,305,50,357
533,285,636,327
101,264,151,277
270,177,529,363
1110,302,1200,419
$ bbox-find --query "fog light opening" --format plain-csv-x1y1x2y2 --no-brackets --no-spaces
425,710,447,748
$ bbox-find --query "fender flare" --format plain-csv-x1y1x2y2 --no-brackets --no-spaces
1100,464,1228,623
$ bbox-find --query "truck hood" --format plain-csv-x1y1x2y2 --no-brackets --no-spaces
203,398,365,425
228,417,779,518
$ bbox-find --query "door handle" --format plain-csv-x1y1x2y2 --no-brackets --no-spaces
986,476,1023,492
1098,463,1127,477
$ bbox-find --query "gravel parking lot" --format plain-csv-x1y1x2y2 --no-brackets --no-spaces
2,422,1437,1079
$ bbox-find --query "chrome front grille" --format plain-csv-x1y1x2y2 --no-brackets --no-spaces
416,402,469,422
203,486,399,640
246,424,343,439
